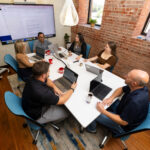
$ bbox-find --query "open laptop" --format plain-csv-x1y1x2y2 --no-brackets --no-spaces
90,80,112,100
30,47,45,61
54,67,78,93
85,64,103,75
49,44,67,58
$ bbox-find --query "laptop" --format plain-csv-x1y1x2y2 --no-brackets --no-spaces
90,80,112,100
85,64,103,75
30,47,45,61
49,44,67,58
54,67,78,93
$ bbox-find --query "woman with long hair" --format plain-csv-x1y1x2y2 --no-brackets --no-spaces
68,32,87,60
15,40,34,81
85,41,117,71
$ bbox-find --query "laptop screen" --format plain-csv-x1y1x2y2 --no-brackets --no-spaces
36,47,45,58
63,67,78,83
48,44,59,54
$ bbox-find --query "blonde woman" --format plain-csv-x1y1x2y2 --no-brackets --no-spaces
15,40,34,81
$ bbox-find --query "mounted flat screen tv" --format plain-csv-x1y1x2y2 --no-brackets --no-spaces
0,4,56,44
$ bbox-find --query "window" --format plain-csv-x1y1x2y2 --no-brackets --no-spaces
88,0,105,26
141,13,150,35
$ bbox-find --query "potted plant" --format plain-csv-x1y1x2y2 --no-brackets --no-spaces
89,18,97,27
64,33,70,48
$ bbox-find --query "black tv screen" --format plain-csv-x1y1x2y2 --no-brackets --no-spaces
0,4,56,44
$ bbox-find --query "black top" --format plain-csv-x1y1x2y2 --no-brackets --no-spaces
117,86,149,131
22,78,59,120
18,67,32,82
69,41,87,58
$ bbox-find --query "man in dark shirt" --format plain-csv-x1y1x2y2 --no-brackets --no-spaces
87,69,149,134
22,61,77,124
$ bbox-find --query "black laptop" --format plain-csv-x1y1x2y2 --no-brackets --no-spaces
30,47,45,61
54,67,78,92
90,80,112,100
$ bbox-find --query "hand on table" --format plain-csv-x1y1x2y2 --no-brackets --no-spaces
102,97,113,106
54,88,63,96
71,82,77,90
96,102,106,114
68,51,72,56
75,56,81,61
84,59,88,62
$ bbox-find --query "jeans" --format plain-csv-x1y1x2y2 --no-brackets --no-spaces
87,100,125,135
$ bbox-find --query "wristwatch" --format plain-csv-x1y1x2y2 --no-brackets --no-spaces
71,88,74,92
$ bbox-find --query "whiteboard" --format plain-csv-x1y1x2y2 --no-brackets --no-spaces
0,4,56,43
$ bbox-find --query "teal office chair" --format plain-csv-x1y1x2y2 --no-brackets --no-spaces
86,44,91,59
99,102,150,150
4,54,23,88
28,40,34,53
4,91,60,144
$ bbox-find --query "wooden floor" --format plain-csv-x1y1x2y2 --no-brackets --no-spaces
0,67,150,150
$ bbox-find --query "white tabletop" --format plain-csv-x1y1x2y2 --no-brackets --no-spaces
28,47,125,128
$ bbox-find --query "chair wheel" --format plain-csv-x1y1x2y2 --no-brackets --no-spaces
56,128,60,132
23,123,28,128
32,140,37,145
99,144,104,149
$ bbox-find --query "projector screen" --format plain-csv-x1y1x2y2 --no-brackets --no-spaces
0,4,56,44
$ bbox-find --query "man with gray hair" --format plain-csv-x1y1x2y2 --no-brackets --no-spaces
87,69,149,134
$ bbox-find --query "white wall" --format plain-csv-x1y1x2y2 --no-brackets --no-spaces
0,0,71,66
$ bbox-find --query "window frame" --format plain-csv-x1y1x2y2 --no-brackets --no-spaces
141,12,150,36
87,0,104,26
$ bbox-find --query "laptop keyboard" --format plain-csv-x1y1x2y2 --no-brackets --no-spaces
32,55,43,60
55,77,71,92
92,82,112,100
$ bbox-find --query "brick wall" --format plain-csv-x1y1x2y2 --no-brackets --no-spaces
72,0,150,85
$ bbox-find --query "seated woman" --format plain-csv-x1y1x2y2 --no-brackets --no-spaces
68,33,87,60
85,41,117,71
15,40,34,82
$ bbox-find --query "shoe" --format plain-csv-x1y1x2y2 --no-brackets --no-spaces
86,127,97,134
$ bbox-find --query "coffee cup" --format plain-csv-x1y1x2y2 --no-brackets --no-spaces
58,67,64,74
46,50,50,55
86,92,93,103
49,58,53,64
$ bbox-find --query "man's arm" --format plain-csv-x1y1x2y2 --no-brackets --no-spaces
47,79,63,95
102,87,123,106
57,82,77,105
97,102,128,126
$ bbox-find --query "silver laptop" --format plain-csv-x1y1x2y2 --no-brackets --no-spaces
54,67,78,93
30,47,45,61
85,64,103,75
49,44,67,58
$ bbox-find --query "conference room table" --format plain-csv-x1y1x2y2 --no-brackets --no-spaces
28,47,125,128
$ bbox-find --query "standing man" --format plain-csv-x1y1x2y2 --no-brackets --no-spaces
33,32,52,53
22,61,77,124
87,69,149,135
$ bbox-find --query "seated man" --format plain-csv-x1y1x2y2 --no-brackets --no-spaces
22,61,77,124
87,69,149,135
33,32,52,53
